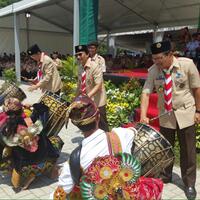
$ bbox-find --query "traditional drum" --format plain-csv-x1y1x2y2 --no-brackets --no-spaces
39,91,69,137
132,123,174,177
0,82,26,105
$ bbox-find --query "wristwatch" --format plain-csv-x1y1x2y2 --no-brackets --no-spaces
196,110,200,113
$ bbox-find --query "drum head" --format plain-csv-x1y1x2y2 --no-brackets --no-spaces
132,123,174,177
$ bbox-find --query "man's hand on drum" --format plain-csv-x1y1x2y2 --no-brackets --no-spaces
194,112,200,124
140,116,150,124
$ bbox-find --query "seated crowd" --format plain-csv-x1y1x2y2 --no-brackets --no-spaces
0,51,68,81
1,27,200,81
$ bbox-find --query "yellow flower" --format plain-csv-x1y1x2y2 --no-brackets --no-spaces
99,166,113,180
119,168,133,182
94,185,107,199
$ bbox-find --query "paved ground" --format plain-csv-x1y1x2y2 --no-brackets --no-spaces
0,80,200,199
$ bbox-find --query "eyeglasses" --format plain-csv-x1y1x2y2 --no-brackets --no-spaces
75,53,83,58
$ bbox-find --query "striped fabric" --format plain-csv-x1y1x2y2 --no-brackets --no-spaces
81,70,86,94
164,71,172,112
37,52,45,81
37,64,43,81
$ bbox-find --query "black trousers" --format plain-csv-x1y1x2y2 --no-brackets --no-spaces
98,105,109,132
160,124,196,187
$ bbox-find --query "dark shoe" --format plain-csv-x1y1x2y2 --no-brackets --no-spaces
12,187,22,193
185,187,197,200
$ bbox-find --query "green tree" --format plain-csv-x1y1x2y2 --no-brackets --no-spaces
0,0,20,8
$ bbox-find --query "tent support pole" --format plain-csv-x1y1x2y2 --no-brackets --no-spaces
14,13,21,82
73,0,79,54
107,32,116,58
153,27,164,43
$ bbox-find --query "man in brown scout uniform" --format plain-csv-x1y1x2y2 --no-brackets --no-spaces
140,40,200,200
87,41,106,72
27,44,62,95
52,51,63,70
75,44,109,132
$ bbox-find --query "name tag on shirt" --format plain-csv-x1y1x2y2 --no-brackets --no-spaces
156,75,164,80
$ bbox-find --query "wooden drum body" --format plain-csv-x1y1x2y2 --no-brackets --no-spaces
0,82,26,105
132,123,174,177
39,91,69,137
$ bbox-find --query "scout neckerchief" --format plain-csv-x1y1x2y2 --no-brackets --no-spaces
163,68,173,112
81,67,87,94
37,52,45,81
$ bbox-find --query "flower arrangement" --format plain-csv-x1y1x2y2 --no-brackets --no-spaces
105,79,142,128
78,153,163,200
61,81,77,103
80,153,141,200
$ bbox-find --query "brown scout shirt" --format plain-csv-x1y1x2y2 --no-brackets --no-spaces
143,56,200,129
39,54,63,93
54,58,63,70
78,58,107,107
91,54,106,72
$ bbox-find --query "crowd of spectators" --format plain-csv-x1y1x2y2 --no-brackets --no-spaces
103,27,200,72
163,27,200,71
1,51,153,78
1,28,200,79
0,51,69,81
0,52,37,80
103,53,153,72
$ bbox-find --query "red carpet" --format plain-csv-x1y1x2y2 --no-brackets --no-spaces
123,93,160,130
111,68,148,79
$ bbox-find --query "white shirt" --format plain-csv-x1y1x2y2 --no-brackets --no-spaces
56,127,136,194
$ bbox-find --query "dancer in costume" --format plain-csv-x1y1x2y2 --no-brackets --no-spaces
0,97,63,191
52,95,163,200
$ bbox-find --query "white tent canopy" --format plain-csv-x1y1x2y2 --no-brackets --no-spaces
0,0,200,53
0,0,200,80
1,0,200,34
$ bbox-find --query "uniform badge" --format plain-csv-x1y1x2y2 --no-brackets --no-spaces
78,45,82,50
158,85,164,92
179,83,185,88
156,75,164,80
176,72,181,78
156,43,161,48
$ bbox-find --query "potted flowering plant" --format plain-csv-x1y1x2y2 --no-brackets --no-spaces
59,56,78,103
105,79,142,129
